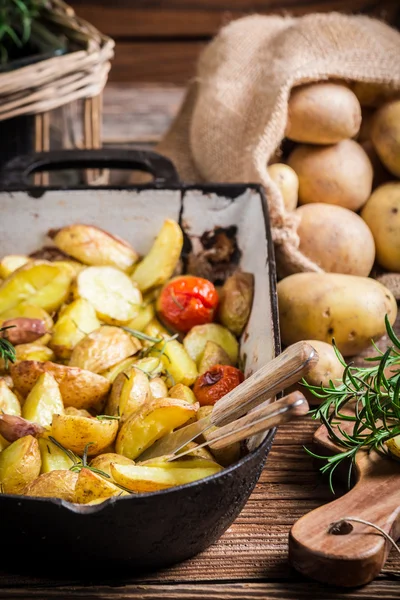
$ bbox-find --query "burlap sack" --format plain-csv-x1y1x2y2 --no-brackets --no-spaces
149,12,400,276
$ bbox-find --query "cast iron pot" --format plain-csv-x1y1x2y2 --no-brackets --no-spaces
0,149,279,573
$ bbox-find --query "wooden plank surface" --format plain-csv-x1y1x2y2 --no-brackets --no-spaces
1,84,399,599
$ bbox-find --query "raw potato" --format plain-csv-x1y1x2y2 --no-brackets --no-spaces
111,462,222,493
11,361,111,410
0,261,72,315
267,164,299,211
361,141,391,190
90,453,135,479
0,255,30,279
131,219,183,292
0,435,41,494
73,468,127,504
351,81,399,108
168,383,197,404
145,320,198,386
196,405,241,466
278,273,397,356
73,266,142,325
198,341,232,375
295,340,345,405
288,140,373,211
116,398,198,460
296,204,375,276
218,272,254,336
51,413,119,456
286,82,361,144
50,298,101,359
149,377,168,399
38,437,75,473
22,372,64,427
361,183,400,272
183,323,239,365
23,470,78,501
69,326,141,373
371,100,400,177
51,224,138,272
105,367,151,421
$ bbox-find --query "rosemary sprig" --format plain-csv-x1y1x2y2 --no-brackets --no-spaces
0,326,17,368
120,326,162,344
304,315,400,494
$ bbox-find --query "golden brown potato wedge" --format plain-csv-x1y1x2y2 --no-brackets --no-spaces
64,407,92,417
90,453,135,479
23,470,78,501
0,379,21,415
0,435,41,494
105,367,151,421
73,266,142,325
69,326,141,373
132,356,164,377
116,398,198,460
38,437,75,473
1,317,47,346
149,377,168,400
0,304,53,346
218,272,254,336
11,361,111,410
99,357,137,383
168,383,197,404
50,298,101,359
73,468,128,504
52,260,86,277
386,434,400,458
198,341,233,375
179,441,215,461
196,405,241,467
126,298,155,332
0,255,30,279
111,461,222,493
15,344,55,363
51,224,138,272
51,413,119,456
22,372,64,427
131,219,183,292
0,261,72,315
183,323,239,365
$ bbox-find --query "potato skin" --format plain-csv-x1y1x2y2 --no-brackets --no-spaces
267,163,298,211
51,413,119,456
23,470,78,501
286,83,361,144
0,435,41,494
296,203,375,276
278,273,397,356
288,140,373,211
371,100,400,178
295,340,345,405
361,183,400,272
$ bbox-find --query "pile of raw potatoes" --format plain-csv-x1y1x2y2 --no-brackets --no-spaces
271,81,400,395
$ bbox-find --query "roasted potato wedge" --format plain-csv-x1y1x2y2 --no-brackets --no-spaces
73,266,142,325
90,453,135,479
22,372,64,427
69,326,141,373
179,441,215,461
11,361,111,410
132,356,164,378
116,398,198,460
50,298,101,359
14,343,55,363
105,367,151,421
51,224,138,272
64,407,92,417
38,437,75,472
168,383,197,404
139,455,222,470
198,341,233,374
149,377,168,399
0,255,30,279
0,304,53,345
0,380,21,416
0,435,41,494
196,405,241,467
0,261,72,314
52,260,86,277
183,323,239,365
23,470,78,501
386,434,400,459
131,219,183,292
126,298,155,332
0,414,45,443
51,413,119,456
218,272,254,336
99,357,137,383
1,317,47,346
111,462,222,492
73,468,128,504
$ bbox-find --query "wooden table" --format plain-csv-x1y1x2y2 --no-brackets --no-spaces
0,84,399,600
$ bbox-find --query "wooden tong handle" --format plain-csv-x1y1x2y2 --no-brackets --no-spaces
208,391,309,449
211,341,318,426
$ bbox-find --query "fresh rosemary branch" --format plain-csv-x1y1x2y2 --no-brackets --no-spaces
120,326,162,344
0,326,16,368
304,315,400,493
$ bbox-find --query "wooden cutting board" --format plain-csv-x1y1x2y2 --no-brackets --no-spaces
288,415,400,587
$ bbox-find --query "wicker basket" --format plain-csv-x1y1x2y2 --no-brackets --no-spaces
0,0,114,184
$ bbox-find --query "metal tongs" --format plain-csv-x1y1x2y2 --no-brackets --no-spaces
139,341,318,461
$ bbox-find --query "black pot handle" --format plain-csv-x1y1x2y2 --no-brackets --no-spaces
0,148,179,188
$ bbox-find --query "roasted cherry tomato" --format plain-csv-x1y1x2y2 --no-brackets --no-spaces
193,364,244,406
156,276,218,333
